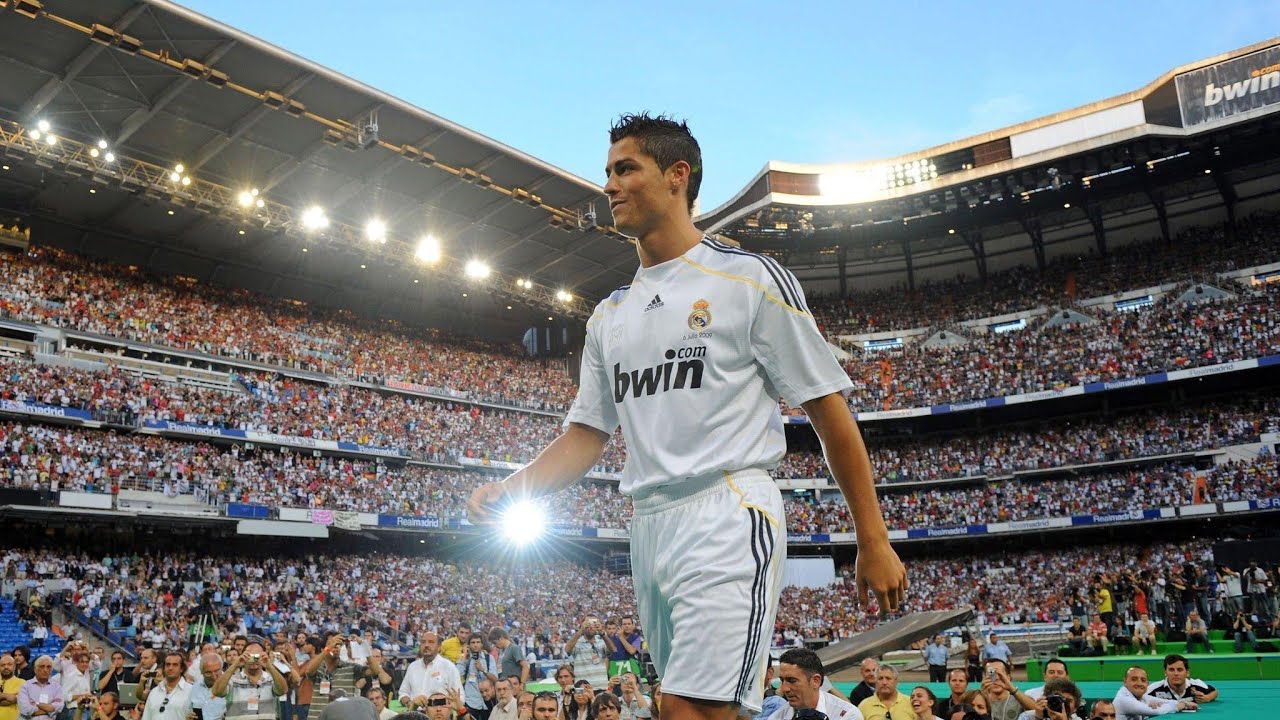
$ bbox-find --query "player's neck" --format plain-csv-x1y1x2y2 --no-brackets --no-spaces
635,216,703,268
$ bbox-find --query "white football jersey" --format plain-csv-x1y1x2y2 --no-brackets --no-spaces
566,237,853,495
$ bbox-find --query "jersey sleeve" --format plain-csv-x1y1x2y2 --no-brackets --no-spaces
564,310,621,435
749,266,853,408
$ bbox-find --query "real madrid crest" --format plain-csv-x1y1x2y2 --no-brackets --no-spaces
687,298,712,331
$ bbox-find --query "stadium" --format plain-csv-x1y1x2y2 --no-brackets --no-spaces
0,1,1276,720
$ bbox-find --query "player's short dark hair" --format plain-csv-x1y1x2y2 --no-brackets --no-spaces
488,627,509,642
1164,654,1189,670
778,648,824,679
1045,658,1068,673
609,113,702,214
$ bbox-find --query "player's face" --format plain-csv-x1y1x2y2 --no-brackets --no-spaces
604,137,675,239
1165,661,1187,685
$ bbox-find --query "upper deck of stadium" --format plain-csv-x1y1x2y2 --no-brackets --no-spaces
0,0,635,331
697,37,1280,295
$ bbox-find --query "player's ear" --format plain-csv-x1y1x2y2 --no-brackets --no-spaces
665,160,691,193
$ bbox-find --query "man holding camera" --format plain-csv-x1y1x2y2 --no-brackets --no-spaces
1013,678,1082,720
977,661,1035,720
212,644,289,720
91,693,122,720
565,620,608,688
1230,610,1259,652
765,649,861,720
1146,655,1217,705
457,636,498,720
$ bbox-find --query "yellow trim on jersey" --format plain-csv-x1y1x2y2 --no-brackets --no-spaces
678,256,810,318
723,471,780,528
585,290,629,327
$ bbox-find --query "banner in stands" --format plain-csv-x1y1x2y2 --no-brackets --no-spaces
377,513,442,529
1176,44,1280,127
0,399,93,421
143,420,405,458
1071,509,1161,526
780,355,1280,425
226,503,270,519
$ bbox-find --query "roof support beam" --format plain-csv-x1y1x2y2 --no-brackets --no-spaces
962,230,987,282
1019,218,1046,272
1210,169,1238,240
902,238,915,291
1085,202,1107,256
837,244,848,296
1146,188,1172,246
189,71,315,172
113,40,237,146
260,101,385,193
21,4,148,119
326,130,441,215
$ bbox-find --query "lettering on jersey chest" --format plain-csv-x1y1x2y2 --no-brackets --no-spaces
607,294,726,403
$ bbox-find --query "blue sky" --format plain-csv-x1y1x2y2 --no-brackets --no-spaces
180,1,1278,211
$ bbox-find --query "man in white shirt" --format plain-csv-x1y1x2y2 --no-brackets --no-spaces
469,112,906,720
1113,667,1195,719
398,633,461,713
140,653,193,720
766,649,861,720
488,680,518,720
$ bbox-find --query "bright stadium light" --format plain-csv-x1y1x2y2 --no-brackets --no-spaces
819,168,884,202
501,499,547,546
301,206,329,231
555,290,573,303
97,139,108,150
170,171,181,182
89,148,100,158
180,176,191,186
464,259,491,279
415,235,441,264
365,219,387,244
104,152,116,162
29,130,41,141
238,191,254,207
37,120,50,133
44,135,56,146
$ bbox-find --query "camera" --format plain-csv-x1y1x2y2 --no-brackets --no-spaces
1045,693,1067,714
247,653,262,662
793,710,828,720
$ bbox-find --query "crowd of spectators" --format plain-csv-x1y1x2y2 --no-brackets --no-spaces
0,213,1278,421
0,357,626,474
776,395,1278,482
775,541,1228,642
810,210,1280,335
0,247,578,411
837,280,1280,412
2,416,1275,533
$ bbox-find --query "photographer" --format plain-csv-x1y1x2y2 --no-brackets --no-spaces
212,644,288,720
56,653,94,720
354,652,393,701
977,661,1034,720
766,648,862,720
96,653,125,698
456,636,497,720
1013,678,1082,720
565,621,608,689
1231,610,1259,652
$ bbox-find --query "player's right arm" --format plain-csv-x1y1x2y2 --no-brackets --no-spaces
469,304,616,524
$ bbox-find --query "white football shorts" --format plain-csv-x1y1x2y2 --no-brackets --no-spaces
630,468,786,713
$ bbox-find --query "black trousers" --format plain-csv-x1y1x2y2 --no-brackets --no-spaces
929,664,948,682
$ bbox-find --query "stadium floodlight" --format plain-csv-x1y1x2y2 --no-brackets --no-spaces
29,130,41,141
89,148,99,158
415,235,441,264
365,219,387,244
464,259,491,280
44,135,56,146
169,171,181,182
180,176,191,186
819,168,884,203
555,290,573,303
104,152,115,162
37,120,50,133
237,191,254,207
301,206,329,231
97,139,108,150
501,499,548,546
174,163,185,173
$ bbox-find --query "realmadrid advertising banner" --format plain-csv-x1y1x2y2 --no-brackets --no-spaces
1177,44,1280,127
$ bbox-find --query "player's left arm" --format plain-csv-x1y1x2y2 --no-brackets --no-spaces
803,392,907,612
1193,681,1218,703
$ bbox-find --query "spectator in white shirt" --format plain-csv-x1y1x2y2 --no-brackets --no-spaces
398,633,462,713
1113,667,1195,719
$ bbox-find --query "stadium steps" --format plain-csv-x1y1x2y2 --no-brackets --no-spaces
305,663,357,720
0,598,64,656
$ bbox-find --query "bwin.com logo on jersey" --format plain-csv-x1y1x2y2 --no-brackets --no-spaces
613,347,706,402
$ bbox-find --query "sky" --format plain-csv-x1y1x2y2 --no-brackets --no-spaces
178,0,1280,211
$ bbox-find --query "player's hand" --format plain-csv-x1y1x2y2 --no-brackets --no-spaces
855,539,908,614
468,482,510,525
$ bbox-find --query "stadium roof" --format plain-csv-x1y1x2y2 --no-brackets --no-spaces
697,36,1280,293
0,0,633,332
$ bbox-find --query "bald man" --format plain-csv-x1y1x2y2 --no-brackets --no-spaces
397,633,462,713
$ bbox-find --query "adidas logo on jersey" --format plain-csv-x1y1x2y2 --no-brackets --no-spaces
613,347,705,402
644,294,664,312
